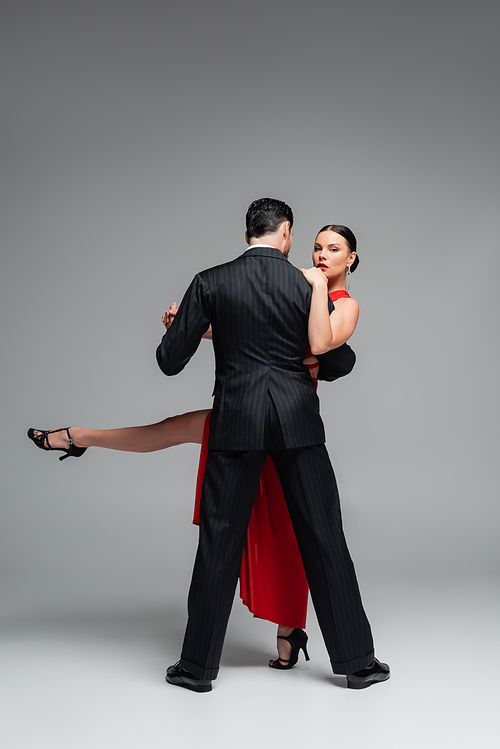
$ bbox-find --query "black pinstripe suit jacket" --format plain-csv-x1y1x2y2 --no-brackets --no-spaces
156,246,355,450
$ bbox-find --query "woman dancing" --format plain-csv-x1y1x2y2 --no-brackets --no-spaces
28,224,359,670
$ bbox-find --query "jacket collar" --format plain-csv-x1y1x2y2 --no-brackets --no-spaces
241,245,289,261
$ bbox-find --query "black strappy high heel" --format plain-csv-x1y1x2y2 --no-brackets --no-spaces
27,427,87,461
269,628,310,670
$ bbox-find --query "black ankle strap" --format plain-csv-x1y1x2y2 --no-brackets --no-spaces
276,635,291,663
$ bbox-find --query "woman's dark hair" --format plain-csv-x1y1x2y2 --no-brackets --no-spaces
316,224,359,272
246,197,294,239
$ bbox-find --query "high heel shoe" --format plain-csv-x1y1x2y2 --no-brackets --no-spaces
27,427,87,461
269,628,310,670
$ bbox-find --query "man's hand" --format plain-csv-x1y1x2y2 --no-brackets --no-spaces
303,354,319,380
162,303,178,330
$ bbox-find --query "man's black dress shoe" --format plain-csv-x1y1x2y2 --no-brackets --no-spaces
346,657,390,690
165,661,212,693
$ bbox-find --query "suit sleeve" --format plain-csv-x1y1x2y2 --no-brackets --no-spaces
315,343,356,381
156,274,211,376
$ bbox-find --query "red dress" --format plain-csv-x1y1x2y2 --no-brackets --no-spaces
193,289,351,627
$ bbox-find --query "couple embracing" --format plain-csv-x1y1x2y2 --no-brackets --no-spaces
157,197,390,692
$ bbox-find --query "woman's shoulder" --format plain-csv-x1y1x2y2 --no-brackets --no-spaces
330,296,359,333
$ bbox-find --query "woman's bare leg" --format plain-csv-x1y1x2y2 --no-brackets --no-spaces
32,410,210,452
32,412,302,658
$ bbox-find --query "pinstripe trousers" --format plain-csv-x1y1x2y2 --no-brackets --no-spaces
180,396,374,680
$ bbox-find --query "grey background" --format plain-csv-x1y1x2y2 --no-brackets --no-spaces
1,1,499,747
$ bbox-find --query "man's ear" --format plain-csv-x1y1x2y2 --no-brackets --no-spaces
245,231,249,244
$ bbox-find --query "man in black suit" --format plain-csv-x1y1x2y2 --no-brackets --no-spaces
157,198,389,692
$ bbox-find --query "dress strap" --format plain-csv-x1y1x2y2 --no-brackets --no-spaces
329,289,351,302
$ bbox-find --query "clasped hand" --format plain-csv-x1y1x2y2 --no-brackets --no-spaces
300,267,328,287
162,303,178,329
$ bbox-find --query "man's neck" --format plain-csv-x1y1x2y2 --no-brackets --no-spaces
247,236,287,256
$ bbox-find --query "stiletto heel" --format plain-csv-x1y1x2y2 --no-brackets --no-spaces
269,628,310,670
27,427,87,461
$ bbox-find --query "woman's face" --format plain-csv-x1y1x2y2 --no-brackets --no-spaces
312,230,356,281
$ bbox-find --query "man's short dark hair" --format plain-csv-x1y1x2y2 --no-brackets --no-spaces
246,198,294,239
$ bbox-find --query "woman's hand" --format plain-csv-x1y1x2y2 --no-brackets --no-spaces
300,267,328,288
162,302,212,339
162,303,178,330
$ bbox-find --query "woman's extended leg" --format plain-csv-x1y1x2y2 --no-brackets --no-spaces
30,410,210,453
30,409,308,659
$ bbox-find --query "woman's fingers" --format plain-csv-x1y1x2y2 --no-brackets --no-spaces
300,267,326,286
162,303,178,329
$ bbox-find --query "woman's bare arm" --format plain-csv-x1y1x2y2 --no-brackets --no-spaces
300,267,359,355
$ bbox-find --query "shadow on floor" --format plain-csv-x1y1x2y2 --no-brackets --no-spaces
1,602,270,669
